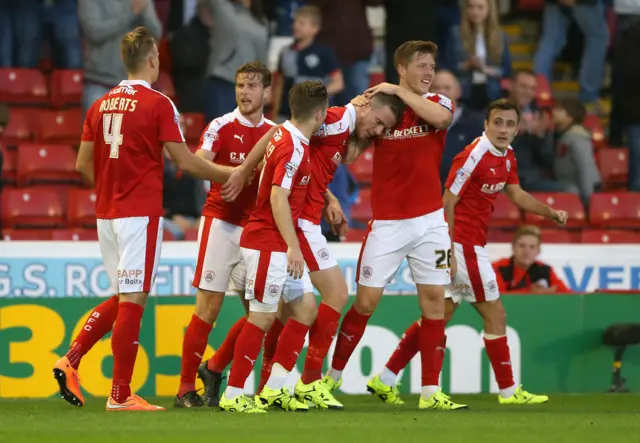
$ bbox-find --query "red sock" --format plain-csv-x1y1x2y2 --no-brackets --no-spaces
66,295,119,370
110,301,144,403
228,321,265,389
273,319,310,371
301,303,340,384
178,314,213,396
419,317,445,386
386,321,420,374
208,316,246,373
484,336,514,389
331,306,370,371
257,318,284,393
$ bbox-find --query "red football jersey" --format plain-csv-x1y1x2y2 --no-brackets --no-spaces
81,79,184,219
371,93,453,220
199,108,275,226
240,121,312,252
445,134,519,246
300,105,356,224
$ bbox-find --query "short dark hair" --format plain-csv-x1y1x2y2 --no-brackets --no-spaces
557,98,586,125
513,69,537,81
289,81,328,121
121,26,156,74
295,5,322,27
394,40,438,68
235,61,272,88
370,93,406,124
486,98,521,122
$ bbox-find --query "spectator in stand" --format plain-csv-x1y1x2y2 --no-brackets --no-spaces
444,0,511,111
533,0,609,110
432,70,484,187
272,5,343,121
550,98,600,205
78,0,162,116
508,70,566,193
163,115,206,240
202,0,268,122
493,225,571,293
0,0,82,68
307,0,379,106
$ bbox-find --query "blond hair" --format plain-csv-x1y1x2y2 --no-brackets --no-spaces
295,5,322,27
512,225,541,245
120,26,156,74
460,0,504,64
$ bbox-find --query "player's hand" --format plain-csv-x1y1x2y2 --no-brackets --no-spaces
325,199,345,225
551,209,568,227
331,218,349,237
450,253,458,280
365,82,399,97
221,165,250,202
350,94,369,107
287,246,305,280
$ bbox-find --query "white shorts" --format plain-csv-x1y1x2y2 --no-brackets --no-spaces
357,209,451,288
242,247,313,313
192,217,246,293
445,242,500,304
97,216,163,294
298,218,338,272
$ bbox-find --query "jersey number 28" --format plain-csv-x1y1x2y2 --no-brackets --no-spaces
103,113,124,158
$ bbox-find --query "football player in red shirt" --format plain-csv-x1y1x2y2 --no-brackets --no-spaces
218,81,329,413
52,27,233,412
175,62,277,408
371,99,567,406
323,40,467,410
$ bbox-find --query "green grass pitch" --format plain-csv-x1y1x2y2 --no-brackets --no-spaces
1,394,639,443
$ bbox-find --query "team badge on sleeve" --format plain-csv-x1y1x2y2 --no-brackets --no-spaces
506,159,511,172
455,168,470,184
285,161,299,178
438,95,453,111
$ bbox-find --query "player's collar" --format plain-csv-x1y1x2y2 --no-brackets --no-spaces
119,79,151,88
232,107,266,127
481,132,511,157
344,104,358,134
283,120,310,144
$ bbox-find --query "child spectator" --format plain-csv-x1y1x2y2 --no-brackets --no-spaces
272,5,344,121
551,98,601,206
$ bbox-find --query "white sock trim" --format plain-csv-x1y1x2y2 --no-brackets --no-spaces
484,333,506,340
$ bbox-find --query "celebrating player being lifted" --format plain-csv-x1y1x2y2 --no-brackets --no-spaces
369,99,566,406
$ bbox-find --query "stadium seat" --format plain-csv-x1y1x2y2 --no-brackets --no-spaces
540,229,579,243
597,148,628,190
16,144,81,186
487,228,516,243
182,112,206,144
351,187,372,223
517,0,544,10
580,229,640,244
348,148,374,184
583,115,605,149
153,71,175,100
0,68,48,104
51,69,83,108
51,228,99,241
1,187,66,228
369,71,384,88
344,228,367,243
184,227,199,241
524,193,586,227
36,109,83,144
2,229,53,240
67,188,97,228
491,192,522,228
2,108,33,146
589,193,640,228
1,145,17,184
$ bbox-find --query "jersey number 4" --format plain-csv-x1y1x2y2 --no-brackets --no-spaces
103,113,124,158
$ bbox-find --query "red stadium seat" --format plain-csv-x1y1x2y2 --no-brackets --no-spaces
36,109,83,144
517,0,544,11
67,188,97,228
2,229,53,240
583,115,605,149
597,148,628,190
539,229,579,243
524,193,586,227
51,69,83,108
0,68,48,104
369,71,385,88
491,192,521,228
589,193,640,228
580,229,640,244
487,228,516,243
184,227,199,241
2,108,33,146
351,187,372,222
51,228,99,241
1,187,66,228
182,113,206,144
1,145,17,184
348,148,374,184
16,144,81,186
344,229,367,243
153,71,175,100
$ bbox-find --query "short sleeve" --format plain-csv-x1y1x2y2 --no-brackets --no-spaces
272,141,303,191
507,154,519,185
428,93,454,114
445,151,473,197
198,119,225,153
81,102,96,142
156,97,185,143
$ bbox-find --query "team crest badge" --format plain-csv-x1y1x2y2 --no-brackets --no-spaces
506,159,511,172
